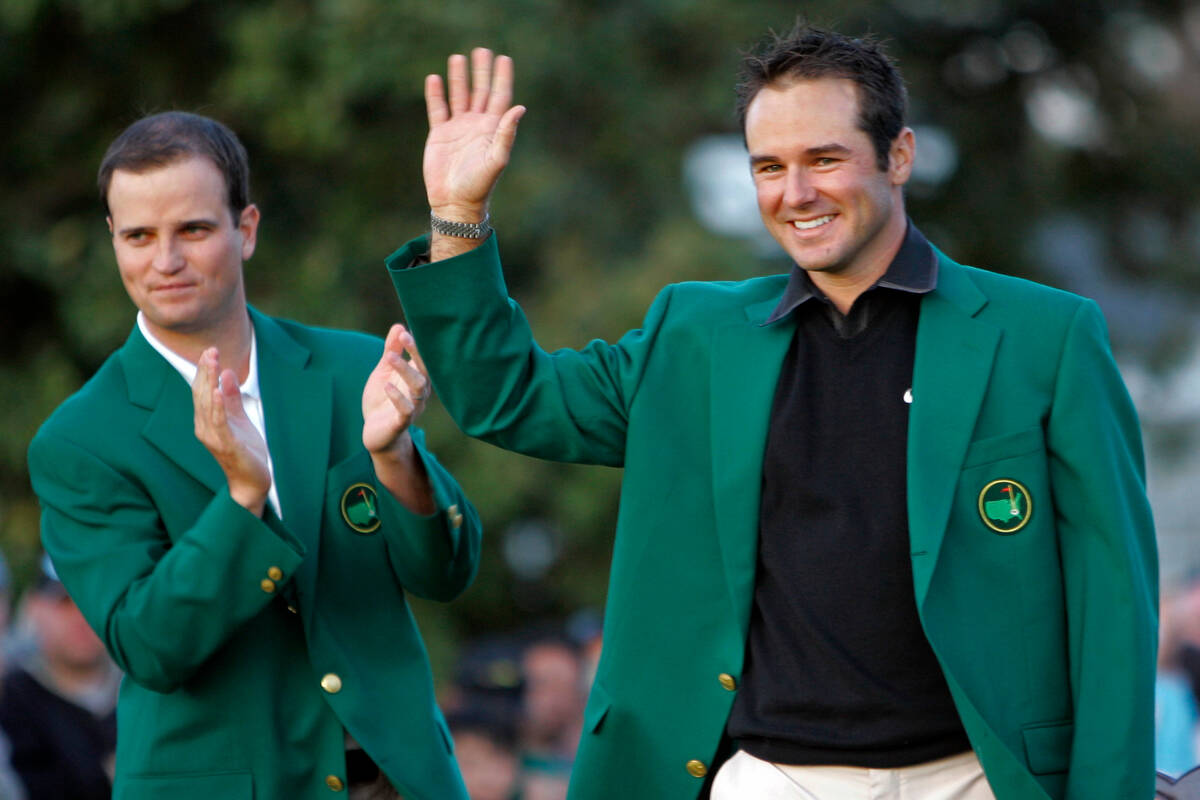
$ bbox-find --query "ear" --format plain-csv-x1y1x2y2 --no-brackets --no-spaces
888,127,915,186
106,216,114,236
238,204,260,261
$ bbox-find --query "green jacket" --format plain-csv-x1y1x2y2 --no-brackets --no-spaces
28,308,480,800
388,234,1157,800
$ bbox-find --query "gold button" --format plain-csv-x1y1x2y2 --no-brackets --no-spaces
447,504,463,529
267,566,283,581
260,578,276,594
718,673,737,691
686,759,708,778
287,604,299,614
320,673,342,694
325,774,344,792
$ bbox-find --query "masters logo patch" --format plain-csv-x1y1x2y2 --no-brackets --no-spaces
977,479,1032,534
341,482,381,534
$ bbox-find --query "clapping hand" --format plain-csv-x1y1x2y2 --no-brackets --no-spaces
192,347,271,516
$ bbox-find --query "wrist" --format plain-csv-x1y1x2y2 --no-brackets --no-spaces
230,484,269,517
369,431,416,468
429,202,488,224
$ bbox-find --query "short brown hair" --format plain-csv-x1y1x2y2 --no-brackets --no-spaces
736,23,907,171
98,111,250,218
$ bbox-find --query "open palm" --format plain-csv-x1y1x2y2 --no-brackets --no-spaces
423,48,525,217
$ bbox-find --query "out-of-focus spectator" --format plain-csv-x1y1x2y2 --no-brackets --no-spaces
447,634,524,725
447,708,520,800
517,635,585,800
0,552,26,800
1178,571,1200,708
0,553,118,800
1158,584,1200,778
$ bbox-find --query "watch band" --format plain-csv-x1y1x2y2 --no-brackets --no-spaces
430,211,492,239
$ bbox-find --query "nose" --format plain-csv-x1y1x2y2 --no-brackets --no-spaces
783,169,818,208
152,236,184,273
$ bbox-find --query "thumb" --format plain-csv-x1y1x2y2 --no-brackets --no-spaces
488,105,526,167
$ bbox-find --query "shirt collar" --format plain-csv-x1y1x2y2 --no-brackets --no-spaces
136,311,261,399
764,220,938,325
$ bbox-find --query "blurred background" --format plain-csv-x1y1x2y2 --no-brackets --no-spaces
2,0,1200,793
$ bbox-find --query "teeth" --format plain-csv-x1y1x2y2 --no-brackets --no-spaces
793,215,833,230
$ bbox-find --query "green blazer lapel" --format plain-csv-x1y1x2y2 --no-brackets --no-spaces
710,297,795,639
119,327,227,495
907,258,999,607
251,309,332,600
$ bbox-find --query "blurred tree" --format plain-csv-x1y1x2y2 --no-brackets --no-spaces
3,0,1197,670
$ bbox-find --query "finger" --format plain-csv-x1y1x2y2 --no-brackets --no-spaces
425,73,448,126
217,369,245,419
470,47,493,113
399,329,429,379
193,348,224,424
192,348,216,402
488,105,527,168
208,382,228,434
386,350,423,392
487,54,515,115
384,381,415,419
383,323,407,355
447,53,469,115
384,350,429,411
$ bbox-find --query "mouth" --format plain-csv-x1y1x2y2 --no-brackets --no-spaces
792,214,834,231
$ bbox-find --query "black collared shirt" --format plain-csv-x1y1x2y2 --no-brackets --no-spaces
764,220,939,335
728,222,971,767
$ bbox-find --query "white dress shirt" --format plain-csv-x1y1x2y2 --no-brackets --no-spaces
137,312,282,518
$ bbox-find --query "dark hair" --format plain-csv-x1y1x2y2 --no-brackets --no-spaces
735,23,907,171
97,111,250,218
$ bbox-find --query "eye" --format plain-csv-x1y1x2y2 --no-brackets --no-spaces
181,224,212,238
124,231,151,244
755,163,783,175
814,157,838,167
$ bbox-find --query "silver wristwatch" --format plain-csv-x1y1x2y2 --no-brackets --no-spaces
430,211,492,239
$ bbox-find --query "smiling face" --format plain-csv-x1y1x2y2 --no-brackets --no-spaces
746,77,913,293
106,155,258,354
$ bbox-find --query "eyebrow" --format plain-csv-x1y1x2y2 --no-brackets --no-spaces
116,217,221,236
749,143,854,165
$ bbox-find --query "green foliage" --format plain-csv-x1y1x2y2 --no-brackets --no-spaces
3,0,1196,671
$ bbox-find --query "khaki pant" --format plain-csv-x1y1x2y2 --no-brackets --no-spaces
711,749,996,800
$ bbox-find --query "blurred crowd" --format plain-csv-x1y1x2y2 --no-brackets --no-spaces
0,545,599,800
1157,572,1200,779
441,612,601,800
0,551,119,800
0,541,1196,799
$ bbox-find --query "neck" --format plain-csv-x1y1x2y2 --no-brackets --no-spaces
149,310,254,382
808,212,908,315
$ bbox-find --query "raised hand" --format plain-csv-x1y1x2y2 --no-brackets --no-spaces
192,347,271,516
424,47,526,223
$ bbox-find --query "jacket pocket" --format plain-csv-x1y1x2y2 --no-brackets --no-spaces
962,426,1044,469
119,771,253,800
583,680,612,734
1022,720,1073,775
